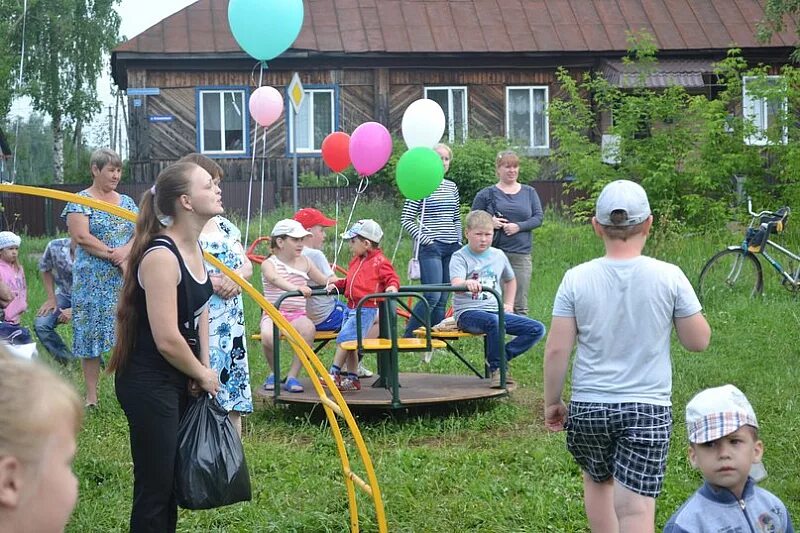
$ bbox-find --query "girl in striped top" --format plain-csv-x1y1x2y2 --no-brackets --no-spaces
259,219,337,393
400,143,463,336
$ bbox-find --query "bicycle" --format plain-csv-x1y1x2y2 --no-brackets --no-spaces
698,198,794,304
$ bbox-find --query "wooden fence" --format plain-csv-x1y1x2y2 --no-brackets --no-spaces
2,180,577,237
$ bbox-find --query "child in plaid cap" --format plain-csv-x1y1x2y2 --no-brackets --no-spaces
664,384,794,532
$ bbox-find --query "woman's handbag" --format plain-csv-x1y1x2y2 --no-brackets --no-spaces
175,394,252,509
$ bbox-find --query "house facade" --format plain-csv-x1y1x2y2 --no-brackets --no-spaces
111,0,796,183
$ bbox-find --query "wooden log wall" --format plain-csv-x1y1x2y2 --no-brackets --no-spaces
126,66,587,182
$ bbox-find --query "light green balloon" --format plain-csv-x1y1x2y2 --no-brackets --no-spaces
395,147,445,200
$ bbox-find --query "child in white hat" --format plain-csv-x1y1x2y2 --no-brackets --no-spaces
664,384,794,532
0,231,34,356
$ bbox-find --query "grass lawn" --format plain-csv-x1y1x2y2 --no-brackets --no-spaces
16,198,800,532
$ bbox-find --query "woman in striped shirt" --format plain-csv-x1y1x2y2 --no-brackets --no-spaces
401,143,463,337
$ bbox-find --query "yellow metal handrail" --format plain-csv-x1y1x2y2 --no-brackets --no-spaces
0,184,387,532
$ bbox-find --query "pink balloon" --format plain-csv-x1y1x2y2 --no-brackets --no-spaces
349,122,392,176
249,86,283,127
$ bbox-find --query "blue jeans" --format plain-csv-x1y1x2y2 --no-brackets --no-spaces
457,310,546,372
404,241,461,336
33,293,73,363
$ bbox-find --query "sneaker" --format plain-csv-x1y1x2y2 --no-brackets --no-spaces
356,362,373,378
337,376,361,392
320,373,340,388
489,368,514,389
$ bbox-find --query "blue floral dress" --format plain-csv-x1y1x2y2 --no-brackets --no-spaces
62,191,137,359
199,216,253,414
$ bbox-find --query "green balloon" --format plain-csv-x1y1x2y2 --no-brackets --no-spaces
395,147,445,200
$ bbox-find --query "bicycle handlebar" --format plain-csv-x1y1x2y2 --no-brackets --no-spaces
746,196,788,220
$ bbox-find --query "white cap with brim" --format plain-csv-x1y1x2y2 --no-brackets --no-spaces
341,219,383,243
595,180,651,226
0,231,21,250
270,219,312,239
686,384,767,482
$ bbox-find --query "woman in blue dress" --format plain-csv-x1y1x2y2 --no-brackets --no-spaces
63,149,137,407
180,154,253,436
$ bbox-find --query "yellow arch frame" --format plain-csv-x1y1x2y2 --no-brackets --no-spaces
0,184,387,532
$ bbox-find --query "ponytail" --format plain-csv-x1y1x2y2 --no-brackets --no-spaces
108,162,197,373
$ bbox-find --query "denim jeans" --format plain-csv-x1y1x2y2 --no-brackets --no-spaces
457,310,546,372
33,293,73,363
404,241,462,336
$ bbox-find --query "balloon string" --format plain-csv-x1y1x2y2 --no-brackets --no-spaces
244,62,264,246
336,177,368,262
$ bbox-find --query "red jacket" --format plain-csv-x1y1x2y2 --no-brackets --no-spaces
333,249,400,309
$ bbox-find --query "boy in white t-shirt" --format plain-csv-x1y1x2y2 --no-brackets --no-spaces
543,180,711,533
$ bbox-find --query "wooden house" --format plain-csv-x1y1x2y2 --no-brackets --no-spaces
111,0,796,183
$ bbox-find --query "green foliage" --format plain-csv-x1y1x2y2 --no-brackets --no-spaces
445,137,540,205
12,0,121,182
758,0,800,59
549,40,800,232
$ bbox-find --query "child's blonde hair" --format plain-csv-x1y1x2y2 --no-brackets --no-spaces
465,210,494,231
0,348,83,465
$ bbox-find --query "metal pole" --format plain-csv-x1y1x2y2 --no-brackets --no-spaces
292,109,299,212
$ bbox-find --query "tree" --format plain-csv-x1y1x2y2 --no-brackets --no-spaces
13,0,120,183
0,2,23,118
758,0,800,57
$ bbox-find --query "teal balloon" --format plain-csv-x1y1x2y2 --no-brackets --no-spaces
228,0,304,62
395,147,445,200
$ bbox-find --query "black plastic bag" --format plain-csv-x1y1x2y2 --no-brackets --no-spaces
175,394,251,509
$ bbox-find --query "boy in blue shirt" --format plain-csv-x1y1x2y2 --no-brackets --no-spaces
665,384,793,532
450,210,545,387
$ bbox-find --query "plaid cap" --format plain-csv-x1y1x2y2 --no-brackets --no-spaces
686,384,758,444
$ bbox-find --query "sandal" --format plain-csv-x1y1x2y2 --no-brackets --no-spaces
283,376,304,393
262,374,275,391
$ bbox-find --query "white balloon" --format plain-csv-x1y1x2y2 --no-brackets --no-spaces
401,99,446,149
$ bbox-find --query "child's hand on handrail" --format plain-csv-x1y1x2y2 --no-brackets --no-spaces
386,285,398,293
465,279,481,295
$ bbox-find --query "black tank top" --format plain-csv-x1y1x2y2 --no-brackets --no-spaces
121,235,213,383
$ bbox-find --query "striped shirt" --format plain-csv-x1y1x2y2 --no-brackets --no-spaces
400,179,462,246
261,255,309,314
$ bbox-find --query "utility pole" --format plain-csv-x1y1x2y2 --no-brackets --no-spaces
107,106,113,149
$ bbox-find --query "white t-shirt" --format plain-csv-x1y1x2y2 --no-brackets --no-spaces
552,255,702,406
301,247,336,325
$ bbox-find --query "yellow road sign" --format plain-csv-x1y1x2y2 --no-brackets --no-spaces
288,72,305,114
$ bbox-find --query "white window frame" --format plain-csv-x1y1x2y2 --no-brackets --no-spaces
288,88,335,154
198,89,247,155
505,86,550,151
424,86,468,143
743,75,787,146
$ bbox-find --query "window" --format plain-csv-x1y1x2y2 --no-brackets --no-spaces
197,88,248,155
424,86,468,143
743,76,787,146
288,88,335,153
506,86,549,151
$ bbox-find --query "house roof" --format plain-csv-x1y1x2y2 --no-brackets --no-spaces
601,58,716,88
114,0,797,57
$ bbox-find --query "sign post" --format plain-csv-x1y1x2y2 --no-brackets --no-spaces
288,73,305,213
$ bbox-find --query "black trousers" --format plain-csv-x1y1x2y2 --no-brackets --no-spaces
116,371,188,533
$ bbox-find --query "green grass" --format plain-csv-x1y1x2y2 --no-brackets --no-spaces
18,200,800,531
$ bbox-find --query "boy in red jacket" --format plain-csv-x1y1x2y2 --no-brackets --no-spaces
328,219,399,391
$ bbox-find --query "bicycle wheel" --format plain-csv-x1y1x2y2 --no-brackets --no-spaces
698,248,763,305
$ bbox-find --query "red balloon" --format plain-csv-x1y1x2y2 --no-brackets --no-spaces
321,132,351,172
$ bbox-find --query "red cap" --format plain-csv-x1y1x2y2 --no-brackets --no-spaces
293,208,336,229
